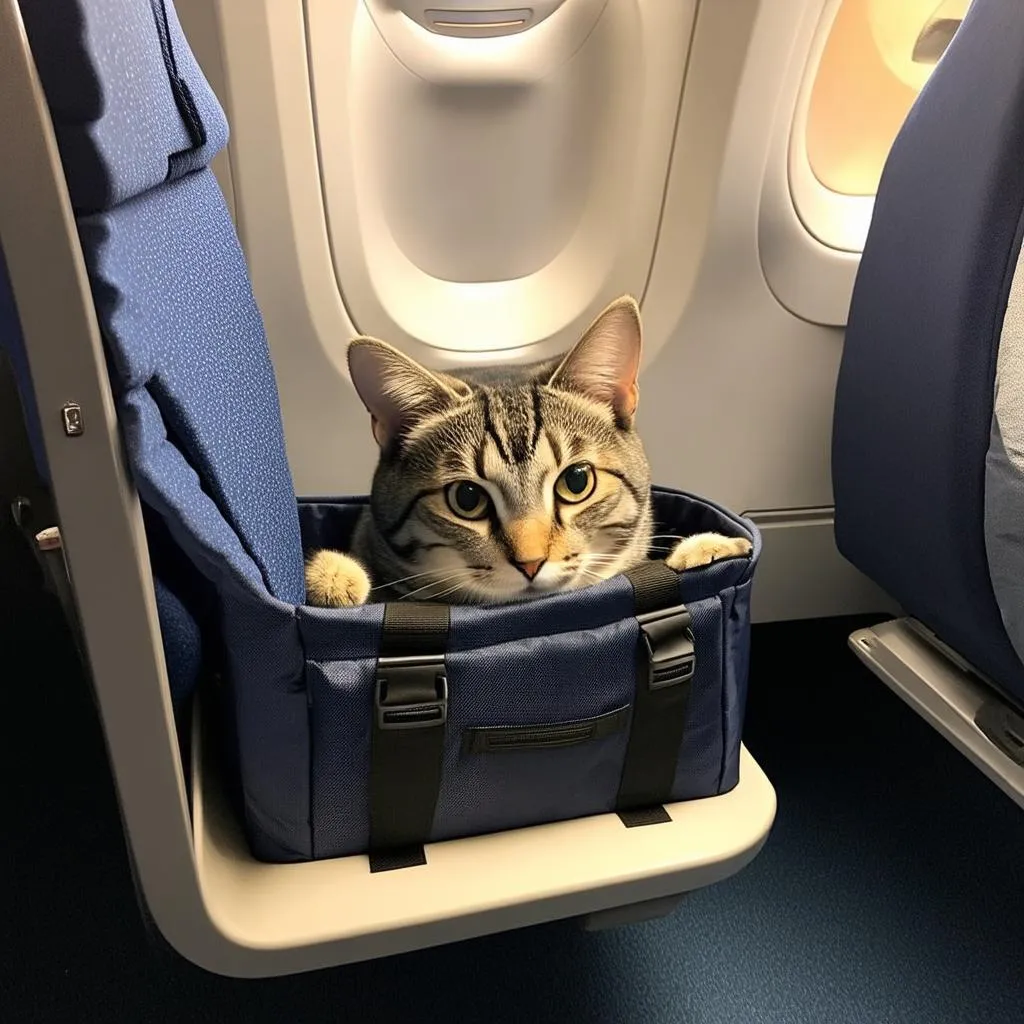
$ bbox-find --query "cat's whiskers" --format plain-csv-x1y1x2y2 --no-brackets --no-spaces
429,580,472,603
577,559,620,579
371,567,461,592
580,554,628,568
398,570,480,601
429,564,499,603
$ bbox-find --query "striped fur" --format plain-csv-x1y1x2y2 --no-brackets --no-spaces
305,297,751,607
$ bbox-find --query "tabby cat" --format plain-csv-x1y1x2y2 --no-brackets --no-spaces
305,296,751,607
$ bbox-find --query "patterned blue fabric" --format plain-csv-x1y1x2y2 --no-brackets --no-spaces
4,217,209,706
17,0,310,834
20,0,305,712
78,171,304,603
18,0,228,214
832,0,1024,700
139,502,218,704
152,577,202,704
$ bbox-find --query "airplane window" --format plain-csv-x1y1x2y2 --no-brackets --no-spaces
806,0,969,198
762,0,972,322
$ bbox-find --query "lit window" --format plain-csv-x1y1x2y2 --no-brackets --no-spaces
807,0,967,197
791,0,969,250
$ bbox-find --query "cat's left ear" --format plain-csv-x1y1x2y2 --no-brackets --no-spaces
547,295,642,426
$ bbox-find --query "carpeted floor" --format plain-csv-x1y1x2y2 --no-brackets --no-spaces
3,519,1023,1024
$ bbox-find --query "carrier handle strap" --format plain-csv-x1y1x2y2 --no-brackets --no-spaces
368,602,450,872
616,560,696,826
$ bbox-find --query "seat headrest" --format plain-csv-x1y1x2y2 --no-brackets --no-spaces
19,0,228,214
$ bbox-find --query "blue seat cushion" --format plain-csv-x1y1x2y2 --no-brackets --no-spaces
18,0,228,214
78,170,304,602
22,0,305,611
832,0,1024,697
142,503,219,703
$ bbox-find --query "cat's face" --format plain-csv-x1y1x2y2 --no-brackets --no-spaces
348,297,653,604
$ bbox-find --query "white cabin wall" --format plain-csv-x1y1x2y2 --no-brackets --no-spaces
176,0,901,622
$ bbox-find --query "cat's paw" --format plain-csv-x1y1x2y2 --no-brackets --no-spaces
665,533,753,572
305,549,372,607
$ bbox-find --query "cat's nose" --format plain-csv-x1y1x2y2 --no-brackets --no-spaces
514,558,546,581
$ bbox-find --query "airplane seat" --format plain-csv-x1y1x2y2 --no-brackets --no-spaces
832,0,1024,795
13,0,301,704
2,241,208,704
0,0,775,974
4,203,207,701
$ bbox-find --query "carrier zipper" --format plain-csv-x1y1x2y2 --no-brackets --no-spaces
462,705,629,755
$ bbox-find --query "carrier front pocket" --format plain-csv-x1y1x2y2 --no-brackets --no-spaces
462,705,631,754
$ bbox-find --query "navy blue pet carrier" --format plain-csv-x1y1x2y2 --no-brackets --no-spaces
17,0,761,867
237,490,758,864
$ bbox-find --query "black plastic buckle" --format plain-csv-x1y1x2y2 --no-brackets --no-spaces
636,606,695,691
375,654,448,730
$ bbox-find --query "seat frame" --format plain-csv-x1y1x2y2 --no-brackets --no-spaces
0,0,775,977
850,619,1024,810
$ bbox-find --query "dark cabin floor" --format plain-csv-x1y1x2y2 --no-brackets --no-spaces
3,519,1023,1024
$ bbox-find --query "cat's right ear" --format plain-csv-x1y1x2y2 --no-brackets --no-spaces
547,295,643,427
347,337,461,448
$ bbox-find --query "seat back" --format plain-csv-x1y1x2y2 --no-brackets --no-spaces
17,0,305,616
832,0,1024,697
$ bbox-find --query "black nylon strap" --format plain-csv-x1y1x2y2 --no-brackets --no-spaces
368,602,449,872
616,561,694,823
378,602,451,656
618,806,672,828
626,559,681,615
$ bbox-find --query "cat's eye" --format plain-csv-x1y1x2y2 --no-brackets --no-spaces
555,463,596,503
446,480,490,520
